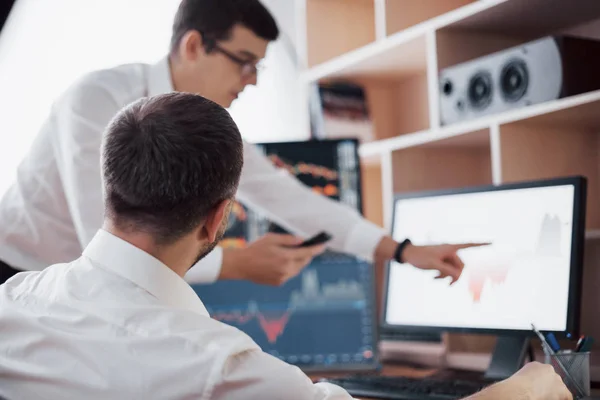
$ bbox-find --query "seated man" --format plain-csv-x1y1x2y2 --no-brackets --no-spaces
0,93,571,400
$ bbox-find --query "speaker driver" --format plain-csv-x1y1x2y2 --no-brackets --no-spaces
500,59,529,102
468,71,493,110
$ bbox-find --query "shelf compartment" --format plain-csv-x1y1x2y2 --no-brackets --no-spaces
306,0,376,67
386,0,477,36
360,73,430,140
304,34,427,82
391,129,492,194
442,0,600,40
498,122,600,230
313,72,429,143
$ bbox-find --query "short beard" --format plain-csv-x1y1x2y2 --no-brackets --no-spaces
189,206,230,269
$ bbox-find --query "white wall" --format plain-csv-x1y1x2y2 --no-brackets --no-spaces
228,0,308,144
0,0,305,195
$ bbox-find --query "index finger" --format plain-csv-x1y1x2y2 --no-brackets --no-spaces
452,242,491,250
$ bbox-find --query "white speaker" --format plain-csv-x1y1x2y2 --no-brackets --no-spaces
439,35,600,125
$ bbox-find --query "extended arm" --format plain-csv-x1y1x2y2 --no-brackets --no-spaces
235,142,386,261
186,142,486,285
186,141,386,284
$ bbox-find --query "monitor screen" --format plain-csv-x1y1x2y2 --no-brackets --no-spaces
194,252,376,369
192,139,378,371
384,177,586,335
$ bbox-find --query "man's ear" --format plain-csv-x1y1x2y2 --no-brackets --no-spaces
179,30,205,62
200,199,230,242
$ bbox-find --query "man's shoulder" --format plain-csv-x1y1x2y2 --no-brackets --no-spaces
78,62,147,91
0,261,75,299
58,62,149,110
167,309,261,354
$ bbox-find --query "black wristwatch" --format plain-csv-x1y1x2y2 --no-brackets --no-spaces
394,239,412,263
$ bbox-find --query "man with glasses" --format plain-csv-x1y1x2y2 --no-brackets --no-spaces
0,0,482,287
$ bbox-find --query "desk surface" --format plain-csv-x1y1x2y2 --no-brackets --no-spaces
310,363,437,400
310,363,600,399
310,363,436,381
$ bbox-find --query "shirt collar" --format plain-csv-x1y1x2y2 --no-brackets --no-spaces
147,56,175,97
83,229,208,317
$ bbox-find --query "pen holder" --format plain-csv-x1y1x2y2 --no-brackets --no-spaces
545,351,591,399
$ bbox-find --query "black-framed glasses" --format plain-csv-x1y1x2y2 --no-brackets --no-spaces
212,42,264,78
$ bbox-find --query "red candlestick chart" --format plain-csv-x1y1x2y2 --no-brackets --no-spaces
207,266,366,345
211,301,293,343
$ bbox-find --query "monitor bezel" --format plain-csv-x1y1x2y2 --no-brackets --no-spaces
381,175,587,339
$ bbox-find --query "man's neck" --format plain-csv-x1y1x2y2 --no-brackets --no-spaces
168,55,183,92
102,222,191,278
168,55,196,94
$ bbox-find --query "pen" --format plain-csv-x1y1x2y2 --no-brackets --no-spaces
531,324,586,398
575,336,585,352
546,332,561,352
577,337,594,353
531,323,554,355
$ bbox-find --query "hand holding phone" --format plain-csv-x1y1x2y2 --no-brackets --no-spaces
294,231,332,248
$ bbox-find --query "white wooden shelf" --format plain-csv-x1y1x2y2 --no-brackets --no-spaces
301,0,506,83
359,89,600,157
302,0,600,83
446,0,600,36
302,32,427,82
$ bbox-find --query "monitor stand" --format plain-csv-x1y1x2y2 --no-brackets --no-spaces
484,336,530,381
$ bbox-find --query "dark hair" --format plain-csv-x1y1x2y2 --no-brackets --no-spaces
170,0,279,55
101,92,244,245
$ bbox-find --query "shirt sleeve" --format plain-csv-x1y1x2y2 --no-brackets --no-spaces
184,247,223,284
185,141,388,285
236,142,387,261
210,348,354,400
52,81,121,249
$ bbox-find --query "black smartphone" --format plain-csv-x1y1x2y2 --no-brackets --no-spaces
295,231,333,247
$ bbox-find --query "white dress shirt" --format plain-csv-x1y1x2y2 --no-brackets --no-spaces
0,56,386,283
0,229,352,399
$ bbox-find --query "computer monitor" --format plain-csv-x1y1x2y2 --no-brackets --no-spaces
220,138,362,246
382,176,587,380
191,138,379,373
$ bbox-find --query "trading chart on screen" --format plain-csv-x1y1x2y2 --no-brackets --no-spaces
385,185,575,332
191,139,377,369
194,252,375,367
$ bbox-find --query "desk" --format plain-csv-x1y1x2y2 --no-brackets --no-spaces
310,363,436,381
310,362,600,399
310,363,437,399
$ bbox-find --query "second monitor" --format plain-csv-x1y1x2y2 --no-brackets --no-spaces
383,176,587,379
